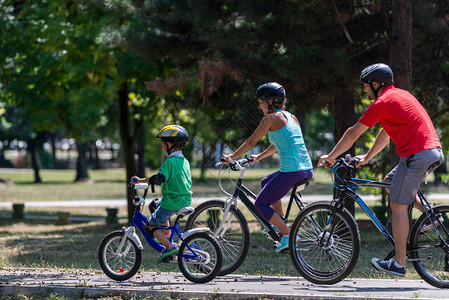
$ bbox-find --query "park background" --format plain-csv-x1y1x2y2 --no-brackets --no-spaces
1,0,449,280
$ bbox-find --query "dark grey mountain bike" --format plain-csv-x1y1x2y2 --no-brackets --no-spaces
289,155,449,288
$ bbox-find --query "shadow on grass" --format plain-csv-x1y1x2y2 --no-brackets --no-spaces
0,217,408,279
0,219,182,274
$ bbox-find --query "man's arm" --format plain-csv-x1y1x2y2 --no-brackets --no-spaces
319,122,369,165
355,128,390,166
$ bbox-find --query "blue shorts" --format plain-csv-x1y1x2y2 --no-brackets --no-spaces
147,200,177,227
385,148,443,205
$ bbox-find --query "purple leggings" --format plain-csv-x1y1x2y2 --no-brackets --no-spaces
255,169,313,221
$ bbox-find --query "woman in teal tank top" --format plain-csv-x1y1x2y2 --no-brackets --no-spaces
223,82,313,252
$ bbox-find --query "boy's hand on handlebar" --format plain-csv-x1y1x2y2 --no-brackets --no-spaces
318,154,334,168
130,176,147,184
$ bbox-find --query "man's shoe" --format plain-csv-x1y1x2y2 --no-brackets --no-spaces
157,247,178,263
421,214,444,233
275,235,289,252
371,257,406,277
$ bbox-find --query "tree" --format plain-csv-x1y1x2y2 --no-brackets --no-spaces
0,1,115,182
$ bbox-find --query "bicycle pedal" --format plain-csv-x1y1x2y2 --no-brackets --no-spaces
162,255,174,263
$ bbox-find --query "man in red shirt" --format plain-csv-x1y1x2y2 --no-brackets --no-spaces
319,63,443,277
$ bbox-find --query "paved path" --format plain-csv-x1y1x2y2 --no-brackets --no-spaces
0,268,448,299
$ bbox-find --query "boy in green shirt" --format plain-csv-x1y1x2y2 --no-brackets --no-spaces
132,125,192,262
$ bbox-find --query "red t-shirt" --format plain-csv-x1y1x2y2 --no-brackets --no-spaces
359,85,441,157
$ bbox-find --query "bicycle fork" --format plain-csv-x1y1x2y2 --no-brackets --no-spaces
117,226,144,256
213,197,238,239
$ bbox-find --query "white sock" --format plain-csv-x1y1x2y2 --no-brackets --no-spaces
393,260,405,269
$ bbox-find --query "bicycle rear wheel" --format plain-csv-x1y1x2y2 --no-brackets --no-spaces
178,232,223,283
184,199,250,276
409,204,449,288
289,201,360,284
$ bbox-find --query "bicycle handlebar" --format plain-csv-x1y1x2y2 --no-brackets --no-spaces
321,154,359,169
216,156,254,171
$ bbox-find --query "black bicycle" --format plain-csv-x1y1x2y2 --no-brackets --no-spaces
288,154,449,288
184,156,309,275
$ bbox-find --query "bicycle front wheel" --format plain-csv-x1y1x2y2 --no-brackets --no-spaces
409,204,449,288
99,230,142,281
178,232,223,283
184,199,250,276
289,201,360,284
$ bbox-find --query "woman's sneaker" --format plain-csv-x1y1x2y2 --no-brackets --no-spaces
371,257,406,277
275,235,289,252
263,225,281,234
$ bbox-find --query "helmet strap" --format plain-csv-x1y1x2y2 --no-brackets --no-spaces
369,82,383,99
164,141,176,155
265,99,274,113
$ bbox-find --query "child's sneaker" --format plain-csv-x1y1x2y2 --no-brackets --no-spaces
157,246,178,263
275,235,289,252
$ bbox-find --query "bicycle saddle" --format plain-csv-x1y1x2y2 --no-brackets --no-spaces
294,178,310,192
176,207,195,217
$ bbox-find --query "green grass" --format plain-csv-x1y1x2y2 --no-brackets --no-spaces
0,167,448,281
0,217,422,280
0,167,334,202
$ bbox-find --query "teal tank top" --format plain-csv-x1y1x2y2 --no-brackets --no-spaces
268,111,313,172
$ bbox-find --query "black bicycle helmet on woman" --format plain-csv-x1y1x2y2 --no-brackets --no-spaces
156,125,189,152
360,63,394,98
255,82,286,104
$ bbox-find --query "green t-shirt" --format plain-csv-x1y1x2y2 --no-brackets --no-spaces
158,155,192,210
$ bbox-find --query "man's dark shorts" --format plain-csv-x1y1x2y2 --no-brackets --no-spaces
385,148,444,205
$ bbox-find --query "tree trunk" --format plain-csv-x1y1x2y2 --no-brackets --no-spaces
118,81,145,224
333,83,356,215
75,141,89,182
28,137,42,183
137,129,146,178
386,0,413,232
93,142,101,169
50,131,58,169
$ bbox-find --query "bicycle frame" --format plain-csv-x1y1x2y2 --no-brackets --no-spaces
218,160,308,242
328,159,449,261
117,205,210,263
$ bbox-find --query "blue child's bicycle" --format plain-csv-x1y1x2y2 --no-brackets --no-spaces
99,181,223,283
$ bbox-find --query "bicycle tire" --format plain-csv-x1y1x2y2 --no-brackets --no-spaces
409,204,449,288
99,230,142,281
289,201,360,284
184,199,250,276
178,232,223,283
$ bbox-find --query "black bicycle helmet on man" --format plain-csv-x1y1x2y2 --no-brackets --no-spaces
360,63,394,98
